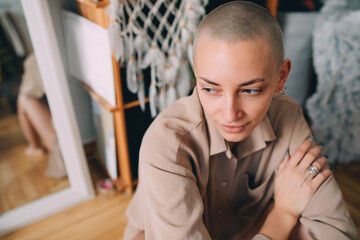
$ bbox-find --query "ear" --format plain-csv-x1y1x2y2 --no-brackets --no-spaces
275,59,291,93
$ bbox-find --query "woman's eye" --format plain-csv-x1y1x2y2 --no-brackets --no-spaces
202,87,217,94
241,89,262,95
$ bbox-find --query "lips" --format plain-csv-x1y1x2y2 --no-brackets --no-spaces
219,122,249,134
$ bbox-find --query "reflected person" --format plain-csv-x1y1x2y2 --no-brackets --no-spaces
17,52,66,178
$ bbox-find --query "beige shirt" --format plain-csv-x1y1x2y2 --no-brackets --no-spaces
19,52,45,98
124,89,357,240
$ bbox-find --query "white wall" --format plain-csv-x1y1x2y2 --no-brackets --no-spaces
47,0,95,144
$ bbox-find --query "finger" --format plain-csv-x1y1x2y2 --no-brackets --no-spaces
299,157,328,187
310,168,332,190
278,150,290,173
298,146,323,172
287,137,313,168
310,156,328,173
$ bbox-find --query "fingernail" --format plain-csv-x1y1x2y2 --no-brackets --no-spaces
323,154,329,159
308,136,314,142
329,164,334,171
319,145,325,149
283,149,289,159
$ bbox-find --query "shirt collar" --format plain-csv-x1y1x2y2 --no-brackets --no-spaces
203,106,276,159
204,112,229,156
233,115,276,159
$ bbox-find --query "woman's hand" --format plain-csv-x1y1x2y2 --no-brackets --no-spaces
259,138,332,239
274,138,332,219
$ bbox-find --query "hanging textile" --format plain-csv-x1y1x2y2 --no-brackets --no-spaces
306,0,360,163
106,0,208,117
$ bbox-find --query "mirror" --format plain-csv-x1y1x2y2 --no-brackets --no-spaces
0,0,94,235
0,0,70,215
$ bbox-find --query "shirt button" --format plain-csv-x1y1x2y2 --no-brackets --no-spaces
221,180,228,187
217,209,223,215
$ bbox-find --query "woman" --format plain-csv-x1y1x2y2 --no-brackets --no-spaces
124,2,357,239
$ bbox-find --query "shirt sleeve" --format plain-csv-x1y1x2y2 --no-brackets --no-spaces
289,108,358,240
140,161,211,239
124,161,211,240
124,118,211,240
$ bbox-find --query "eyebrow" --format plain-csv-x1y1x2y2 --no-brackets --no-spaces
198,77,265,87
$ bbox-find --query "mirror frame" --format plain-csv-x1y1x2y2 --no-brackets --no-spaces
0,0,95,235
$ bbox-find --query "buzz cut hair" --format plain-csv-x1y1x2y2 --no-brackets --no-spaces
193,1,284,70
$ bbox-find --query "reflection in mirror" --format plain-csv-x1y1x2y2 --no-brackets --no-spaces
0,0,70,215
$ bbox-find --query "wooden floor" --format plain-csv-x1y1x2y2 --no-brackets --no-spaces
333,163,360,231
0,158,132,240
0,100,70,214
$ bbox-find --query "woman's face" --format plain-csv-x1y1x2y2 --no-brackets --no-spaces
194,36,286,144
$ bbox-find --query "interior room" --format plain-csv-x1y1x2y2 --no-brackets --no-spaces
0,0,359,239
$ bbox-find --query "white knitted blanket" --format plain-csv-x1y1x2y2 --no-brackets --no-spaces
306,0,360,163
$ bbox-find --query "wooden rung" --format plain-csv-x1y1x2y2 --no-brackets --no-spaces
77,0,110,9
124,98,150,110
80,81,118,112
114,177,138,193
76,0,111,29
81,81,150,112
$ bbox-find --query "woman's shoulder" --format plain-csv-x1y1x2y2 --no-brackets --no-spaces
271,93,302,109
268,93,303,117
267,93,306,133
147,91,204,137
140,91,208,164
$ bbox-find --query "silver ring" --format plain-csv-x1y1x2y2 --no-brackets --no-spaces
300,165,319,187
308,165,319,176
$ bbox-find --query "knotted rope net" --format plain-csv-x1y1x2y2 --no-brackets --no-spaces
106,0,208,117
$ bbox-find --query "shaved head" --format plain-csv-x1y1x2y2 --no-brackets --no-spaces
193,1,284,70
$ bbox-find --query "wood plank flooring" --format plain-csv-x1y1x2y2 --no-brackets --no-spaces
0,100,70,214
333,163,360,231
0,158,131,240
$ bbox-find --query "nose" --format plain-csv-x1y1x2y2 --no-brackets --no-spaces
223,95,242,123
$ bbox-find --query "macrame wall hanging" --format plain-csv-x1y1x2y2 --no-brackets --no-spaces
106,0,208,117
